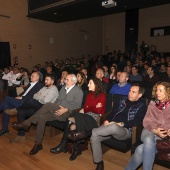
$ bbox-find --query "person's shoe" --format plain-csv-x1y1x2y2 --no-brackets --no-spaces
50,143,67,154
30,144,43,155
9,135,25,143
69,148,82,161
95,161,104,170
12,121,30,130
0,130,9,136
68,131,87,141
5,108,17,115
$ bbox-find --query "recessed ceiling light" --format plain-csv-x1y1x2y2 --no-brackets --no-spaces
54,13,57,15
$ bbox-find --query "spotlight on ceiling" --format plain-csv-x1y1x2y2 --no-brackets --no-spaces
102,0,117,8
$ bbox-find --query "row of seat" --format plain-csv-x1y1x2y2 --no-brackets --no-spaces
46,94,170,168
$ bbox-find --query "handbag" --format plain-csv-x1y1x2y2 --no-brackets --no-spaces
156,137,170,162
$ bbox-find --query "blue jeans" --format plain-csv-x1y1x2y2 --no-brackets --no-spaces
125,128,161,170
0,96,24,130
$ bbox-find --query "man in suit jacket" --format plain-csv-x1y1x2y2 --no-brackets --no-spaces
13,74,83,155
0,72,43,136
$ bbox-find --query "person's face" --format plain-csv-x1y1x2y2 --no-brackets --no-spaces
81,69,87,76
127,61,131,65
4,68,9,74
147,67,153,74
116,72,121,81
126,66,131,73
23,71,28,76
103,66,108,72
30,73,39,82
111,67,116,73
131,67,138,75
160,65,166,71
161,58,165,63
144,64,149,70
88,80,95,91
119,72,128,83
13,68,19,74
45,77,54,87
156,85,167,102
128,86,142,102
95,70,103,80
61,71,68,79
47,67,52,74
138,61,143,67
65,75,75,88
77,74,82,82
151,60,156,66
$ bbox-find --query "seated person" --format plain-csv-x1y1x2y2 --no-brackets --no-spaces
95,68,108,92
0,72,43,136
13,74,83,155
91,84,147,170
161,66,170,82
144,66,159,83
76,71,88,92
50,78,106,161
109,71,131,95
129,66,143,82
10,74,59,142
56,70,68,91
125,82,170,170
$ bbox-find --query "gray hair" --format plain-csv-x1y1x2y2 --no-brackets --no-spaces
70,74,77,84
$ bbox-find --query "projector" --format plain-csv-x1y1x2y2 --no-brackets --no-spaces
102,0,117,8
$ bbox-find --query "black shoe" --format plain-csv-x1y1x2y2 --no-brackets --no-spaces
69,148,82,161
0,130,9,136
95,161,104,170
50,144,67,154
12,121,30,130
30,144,43,155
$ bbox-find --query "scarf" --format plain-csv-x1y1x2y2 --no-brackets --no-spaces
155,99,170,110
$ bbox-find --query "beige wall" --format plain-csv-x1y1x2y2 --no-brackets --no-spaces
103,4,170,53
0,1,169,70
102,13,125,54
139,4,170,52
0,0,103,70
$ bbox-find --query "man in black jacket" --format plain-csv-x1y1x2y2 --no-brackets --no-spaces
0,72,43,136
91,84,147,170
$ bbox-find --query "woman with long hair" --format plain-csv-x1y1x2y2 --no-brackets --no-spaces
125,81,170,170
50,77,106,161
76,71,88,92
109,66,117,80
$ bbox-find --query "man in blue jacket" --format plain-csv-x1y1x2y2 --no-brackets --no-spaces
109,71,131,95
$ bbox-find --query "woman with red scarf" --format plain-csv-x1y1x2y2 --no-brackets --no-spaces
125,82,170,170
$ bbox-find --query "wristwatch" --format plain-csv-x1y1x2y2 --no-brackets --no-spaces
121,122,125,127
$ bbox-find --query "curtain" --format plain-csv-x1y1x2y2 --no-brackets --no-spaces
0,42,11,68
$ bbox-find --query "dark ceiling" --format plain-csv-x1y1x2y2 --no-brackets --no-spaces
28,0,170,23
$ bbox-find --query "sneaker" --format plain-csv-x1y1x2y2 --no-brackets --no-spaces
9,135,25,143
